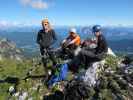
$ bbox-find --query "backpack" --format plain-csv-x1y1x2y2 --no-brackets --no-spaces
48,63,68,86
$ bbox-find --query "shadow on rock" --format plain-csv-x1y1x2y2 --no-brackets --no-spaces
43,90,64,100
0,76,19,84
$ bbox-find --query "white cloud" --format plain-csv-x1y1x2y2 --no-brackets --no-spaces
0,20,8,26
0,20,39,28
31,0,48,9
20,0,49,9
0,20,18,28
20,0,31,5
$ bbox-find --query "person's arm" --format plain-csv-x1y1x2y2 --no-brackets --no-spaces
37,31,41,45
50,29,57,46
52,29,57,41
62,39,67,44
69,36,80,45
104,38,108,52
61,37,70,48
101,35,108,52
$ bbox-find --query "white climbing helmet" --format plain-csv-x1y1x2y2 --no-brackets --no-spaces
70,28,77,33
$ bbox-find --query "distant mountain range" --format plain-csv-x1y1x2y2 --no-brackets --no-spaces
0,26,133,57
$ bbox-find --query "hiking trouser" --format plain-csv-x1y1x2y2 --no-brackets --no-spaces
80,48,96,58
79,48,105,66
40,47,57,83
40,47,57,67
68,49,104,72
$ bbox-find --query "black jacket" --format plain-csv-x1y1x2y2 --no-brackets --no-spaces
95,34,108,54
37,29,57,48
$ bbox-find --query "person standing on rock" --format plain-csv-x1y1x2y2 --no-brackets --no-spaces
37,18,57,68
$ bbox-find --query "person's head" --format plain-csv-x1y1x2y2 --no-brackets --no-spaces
92,25,102,37
69,28,77,37
42,18,51,31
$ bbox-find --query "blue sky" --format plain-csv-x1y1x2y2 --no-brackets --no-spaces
0,0,133,26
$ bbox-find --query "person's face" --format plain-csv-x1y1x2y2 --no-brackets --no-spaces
42,22,49,30
69,32,76,37
94,31,101,37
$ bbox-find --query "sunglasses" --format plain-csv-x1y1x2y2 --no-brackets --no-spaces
44,23,48,26
42,22,49,25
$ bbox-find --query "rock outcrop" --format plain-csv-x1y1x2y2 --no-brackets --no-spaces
0,38,23,61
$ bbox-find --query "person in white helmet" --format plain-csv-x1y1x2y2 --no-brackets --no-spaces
61,28,81,58
62,28,81,47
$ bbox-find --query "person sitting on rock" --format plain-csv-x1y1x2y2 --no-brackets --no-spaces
60,28,81,59
82,25,108,64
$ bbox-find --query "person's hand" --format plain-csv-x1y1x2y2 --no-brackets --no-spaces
62,39,66,44
68,41,74,45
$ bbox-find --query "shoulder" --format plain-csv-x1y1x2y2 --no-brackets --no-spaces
38,29,44,34
77,34,80,38
50,29,55,33
76,34,80,39
99,34,106,40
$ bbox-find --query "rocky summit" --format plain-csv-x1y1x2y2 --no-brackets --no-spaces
0,38,132,100
0,55,133,100
0,38,23,61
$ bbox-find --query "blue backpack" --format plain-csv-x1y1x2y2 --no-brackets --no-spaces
48,63,68,86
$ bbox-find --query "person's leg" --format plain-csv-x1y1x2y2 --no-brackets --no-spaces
67,54,81,73
79,49,98,68
40,47,47,67
80,48,96,58
40,47,51,84
48,51,57,66
67,49,96,72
